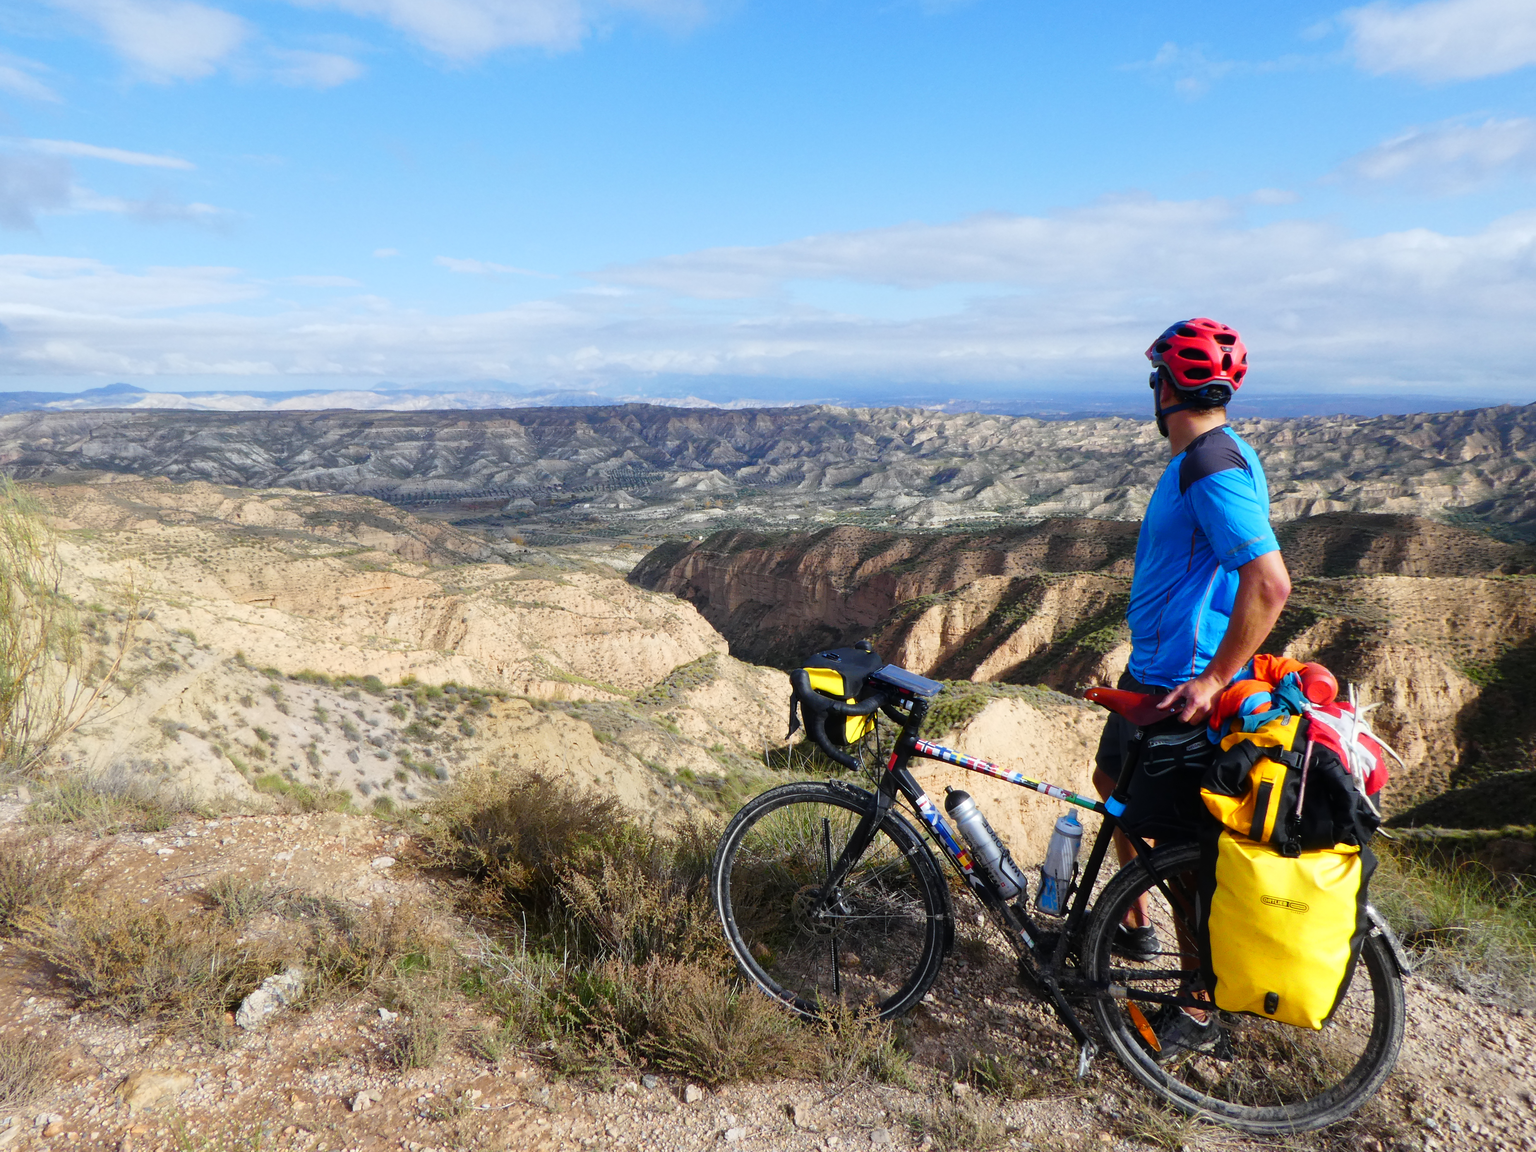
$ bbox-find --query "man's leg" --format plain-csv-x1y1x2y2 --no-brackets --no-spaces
1092,714,1152,931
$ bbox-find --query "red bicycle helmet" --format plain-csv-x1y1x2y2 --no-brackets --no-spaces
1146,317,1247,397
1145,318,1247,436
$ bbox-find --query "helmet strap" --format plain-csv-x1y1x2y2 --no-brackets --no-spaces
1150,369,1199,439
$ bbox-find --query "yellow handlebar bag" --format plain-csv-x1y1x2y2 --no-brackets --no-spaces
1197,830,1374,1030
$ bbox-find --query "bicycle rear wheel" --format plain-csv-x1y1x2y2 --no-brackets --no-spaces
1085,842,1405,1134
711,780,949,1021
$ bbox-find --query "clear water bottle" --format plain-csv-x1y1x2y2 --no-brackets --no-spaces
1036,811,1083,916
944,787,1028,901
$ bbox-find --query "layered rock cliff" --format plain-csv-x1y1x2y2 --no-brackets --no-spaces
630,514,1536,814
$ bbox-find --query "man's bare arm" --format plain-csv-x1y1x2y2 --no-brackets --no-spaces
1157,550,1292,724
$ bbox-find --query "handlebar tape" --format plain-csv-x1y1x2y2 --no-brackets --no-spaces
788,669,876,770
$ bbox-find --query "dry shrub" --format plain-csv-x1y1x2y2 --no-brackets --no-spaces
0,1032,58,1109
419,769,628,908
435,769,911,1088
425,769,722,966
555,821,721,965
0,835,92,937
0,478,138,775
566,957,817,1085
28,769,192,835
304,899,449,999
386,980,454,1071
902,1099,1008,1152
24,898,283,1030
813,1002,914,1087
199,875,283,927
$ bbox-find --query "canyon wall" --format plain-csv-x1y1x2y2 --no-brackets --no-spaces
631,514,1536,815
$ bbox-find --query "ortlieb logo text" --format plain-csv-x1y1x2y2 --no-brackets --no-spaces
1261,895,1309,914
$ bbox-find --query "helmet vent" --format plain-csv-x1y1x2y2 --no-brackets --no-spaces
1222,352,1233,372
1177,347,1210,361
1213,333,1237,346
1155,341,1172,354
1183,366,1214,381
1176,325,1199,338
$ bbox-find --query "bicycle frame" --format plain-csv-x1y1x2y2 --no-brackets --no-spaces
813,691,1196,1058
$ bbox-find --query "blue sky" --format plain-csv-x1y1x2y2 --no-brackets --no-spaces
1,0,1535,409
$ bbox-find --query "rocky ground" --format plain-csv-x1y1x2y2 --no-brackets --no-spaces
4,800,1535,1152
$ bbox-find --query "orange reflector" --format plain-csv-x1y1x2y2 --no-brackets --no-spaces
1127,1002,1161,1053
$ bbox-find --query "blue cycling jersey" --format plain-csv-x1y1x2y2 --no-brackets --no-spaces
1126,425,1280,690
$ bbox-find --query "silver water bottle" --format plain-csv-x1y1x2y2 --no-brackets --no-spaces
944,787,1028,901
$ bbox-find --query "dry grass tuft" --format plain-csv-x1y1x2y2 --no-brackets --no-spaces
303,899,449,999
0,835,91,937
960,1051,1048,1100
24,898,284,1031
902,1099,1008,1152
385,980,456,1071
436,769,919,1087
28,769,193,835
199,875,284,927
0,1032,58,1110
1372,842,1536,1007
563,957,818,1084
1110,1099,1197,1151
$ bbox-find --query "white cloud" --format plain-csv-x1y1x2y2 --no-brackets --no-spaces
0,255,256,315
269,49,364,87
5,196,1536,395
435,255,552,277
373,248,400,258
1343,0,1536,82
290,0,713,59
1339,117,1536,192
1129,42,1314,99
295,0,587,58
0,146,224,228
21,138,194,170
0,155,73,229
53,0,249,81
68,186,232,227
0,60,60,102
1137,42,1239,99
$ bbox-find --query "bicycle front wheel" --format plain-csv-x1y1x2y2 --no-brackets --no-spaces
711,780,949,1021
1085,842,1405,1134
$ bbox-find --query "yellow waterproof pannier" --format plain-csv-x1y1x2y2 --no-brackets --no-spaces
790,645,883,745
1197,830,1374,1029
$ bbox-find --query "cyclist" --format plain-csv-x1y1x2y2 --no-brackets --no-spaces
1091,318,1292,1058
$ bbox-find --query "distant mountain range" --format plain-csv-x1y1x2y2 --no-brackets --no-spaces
0,380,1503,419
